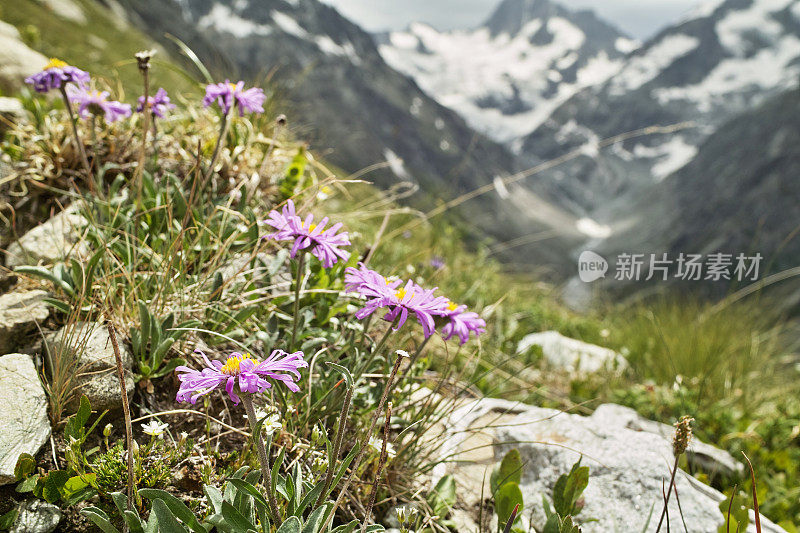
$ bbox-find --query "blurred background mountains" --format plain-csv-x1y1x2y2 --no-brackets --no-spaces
3,0,799,307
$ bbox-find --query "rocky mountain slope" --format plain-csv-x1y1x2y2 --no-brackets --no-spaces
589,88,800,301
522,0,800,215
377,0,637,146
109,0,584,269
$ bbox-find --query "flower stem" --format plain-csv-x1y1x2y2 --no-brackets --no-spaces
107,322,134,533
136,64,151,205
203,107,231,187
399,335,431,382
316,379,354,506
290,252,306,351
322,350,406,531
655,455,680,533
59,85,94,194
362,402,392,532
241,393,281,523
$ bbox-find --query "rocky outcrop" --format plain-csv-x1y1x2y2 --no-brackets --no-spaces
0,290,50,354
433,398,784,533
0,21,47,94
517,330,626,374
10,499,62,533
0,353,51,485
5,205,89,268
44,322,134,413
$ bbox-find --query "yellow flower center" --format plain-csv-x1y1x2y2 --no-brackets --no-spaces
44,58,68,70
220,353,259,375
395,288,411,301
447,301,458,312
228,82,238,92
306,223,317,232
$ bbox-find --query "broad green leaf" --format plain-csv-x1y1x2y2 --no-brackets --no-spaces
427,475,456,517
151,498,189,533
220,501,256,532
491,449,523,495
14,453,35,481
81,506,120,533
276,516,302,533
495,482,523,530
301,503,331,533
139,488,208,533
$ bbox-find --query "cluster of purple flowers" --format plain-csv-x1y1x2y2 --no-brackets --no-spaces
26,58,270,124
176,349,308,405
203,80,266,116
136,88,176,119
345,263,486,344
263,199,351,268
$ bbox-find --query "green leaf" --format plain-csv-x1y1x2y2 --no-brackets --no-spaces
329,520,359,533
301,504,331,533
276,516,302,533
151,498,189,533
43,297,72,314
41,469,70,503
427,475,456,517
15,265,76,296
204,484,224,515
139,488,208,533
16,473,39,493
0,507,18,530
495,482,523,530
220,501,257,532
151,358,186,379
491,449,523,495
326,362,354,389
81,506,120,533
14,453,36,481
63,473,97,505
553,459,589,517
226,478,270,515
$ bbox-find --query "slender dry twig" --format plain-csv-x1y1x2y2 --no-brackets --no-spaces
317,379,354,506
362,402,392,532
323,351,406,531
290,251,306,351
107,322,134,533
743,453,762,533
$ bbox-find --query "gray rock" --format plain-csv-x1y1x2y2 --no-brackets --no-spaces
5,205,89,268
517,330,626,375
0,290,50,354
592,403,744,478
0,97,26,133
434,399,785,533
10,499,62,533
0,21,47,94
0,354,51,485
45,322,134,413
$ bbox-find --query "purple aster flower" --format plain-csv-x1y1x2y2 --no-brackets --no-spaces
438,301,486,345
263,199,351,268
344,263,401,298
176,349,308,405
203,80,265,116
354,279,449,338
430,256,446,270
66,85,132,122
137,87,176,118
25,58,90,93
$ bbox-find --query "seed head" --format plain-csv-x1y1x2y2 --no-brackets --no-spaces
673,415,694,457
135,49,156,72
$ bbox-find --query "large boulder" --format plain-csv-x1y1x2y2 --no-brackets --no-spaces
0,290,50,354
433,398,784,533
517,330,626,375
0,353,51,485
0,21,47,94
5,205,89,268
44,322,134,413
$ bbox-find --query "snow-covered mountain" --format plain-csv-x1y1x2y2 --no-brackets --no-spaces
377,0,637,145
115,0,585,269
522,0,800,215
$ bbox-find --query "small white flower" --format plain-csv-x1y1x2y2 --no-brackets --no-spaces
141,420,169,437
245,410,283,435
367,436,396,458
396,350,409,359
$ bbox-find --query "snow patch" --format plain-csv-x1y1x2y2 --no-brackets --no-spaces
610,34,700,94
383,149,410,180
271,10,308,38
615,37,639,54
200,4,271,37
632,136,698,181
576,218,612,239
716,0,794,54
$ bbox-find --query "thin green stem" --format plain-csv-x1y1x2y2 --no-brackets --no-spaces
290,252,306,351
655,455,680,533
241,393,281,523
357,317,398,378
399,335,432,383
203,107,231,187
59,85,93,193
136,66,151,205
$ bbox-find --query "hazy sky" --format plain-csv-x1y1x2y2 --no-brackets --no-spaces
324,0,704,40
